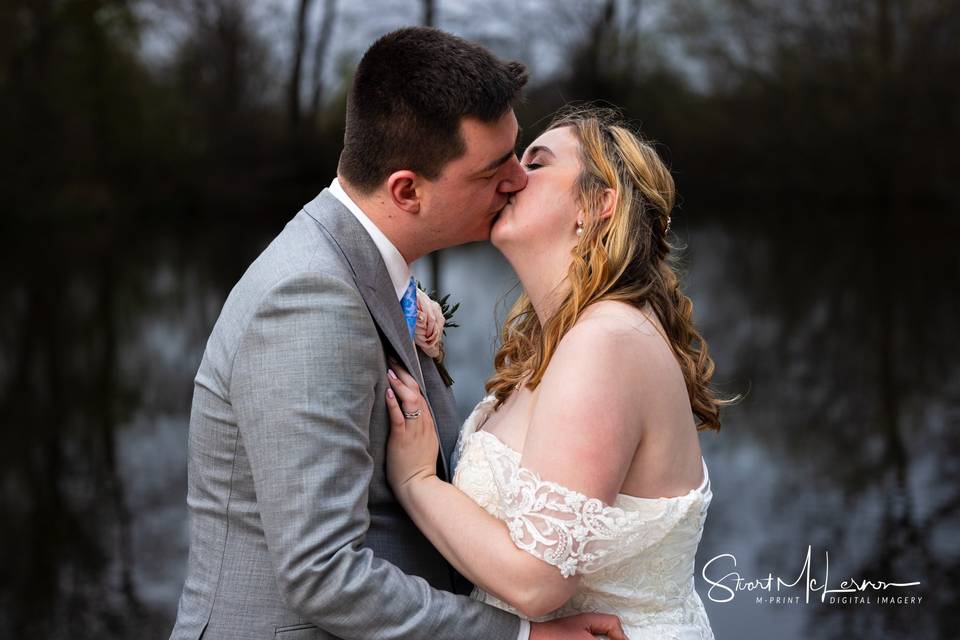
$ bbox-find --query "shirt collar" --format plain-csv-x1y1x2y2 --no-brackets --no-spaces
328,177,412,301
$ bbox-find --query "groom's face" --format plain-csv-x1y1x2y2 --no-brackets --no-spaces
418,109,527,248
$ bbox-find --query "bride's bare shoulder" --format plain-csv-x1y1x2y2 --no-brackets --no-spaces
560,300,679,378
573,299,665,340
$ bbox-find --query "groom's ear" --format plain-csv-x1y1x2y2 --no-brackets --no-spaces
386,170,421,214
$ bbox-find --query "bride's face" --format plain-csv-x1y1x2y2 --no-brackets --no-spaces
491,126,582,261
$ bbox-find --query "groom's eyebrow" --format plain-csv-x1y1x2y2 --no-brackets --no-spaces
479,126,524,174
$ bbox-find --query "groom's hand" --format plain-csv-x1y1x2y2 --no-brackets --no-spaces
530,613,628,640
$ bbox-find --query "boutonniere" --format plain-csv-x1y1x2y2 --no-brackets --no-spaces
414,283,460,386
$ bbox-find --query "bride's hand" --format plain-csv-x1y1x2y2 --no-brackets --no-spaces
384,360,440,501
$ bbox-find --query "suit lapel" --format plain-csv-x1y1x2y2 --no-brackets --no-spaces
304,190,450,478
417,349,461,478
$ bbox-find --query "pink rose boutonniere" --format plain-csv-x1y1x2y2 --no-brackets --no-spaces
414,284,460,386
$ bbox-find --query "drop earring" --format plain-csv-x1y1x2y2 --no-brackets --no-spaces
576,220,584,237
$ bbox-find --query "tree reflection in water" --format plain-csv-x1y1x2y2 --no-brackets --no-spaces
2,208,957,638
685,211,959,639
2,1,957,637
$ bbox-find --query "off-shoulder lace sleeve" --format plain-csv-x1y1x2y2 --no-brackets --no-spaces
492,457,701,578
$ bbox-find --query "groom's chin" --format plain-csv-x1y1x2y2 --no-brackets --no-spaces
471,227,492,244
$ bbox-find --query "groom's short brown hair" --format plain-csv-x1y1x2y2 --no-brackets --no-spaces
338,27,528,193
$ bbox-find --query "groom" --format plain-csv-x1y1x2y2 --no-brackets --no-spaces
169,27,624,640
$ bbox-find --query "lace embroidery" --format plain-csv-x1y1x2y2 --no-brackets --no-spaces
502,465,644,577
452,395,497,467
493,455,702,578
454,395,715,638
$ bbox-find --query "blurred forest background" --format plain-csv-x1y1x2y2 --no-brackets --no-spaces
1,0,958,638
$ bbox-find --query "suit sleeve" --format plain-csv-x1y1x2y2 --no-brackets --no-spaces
230,272,521,640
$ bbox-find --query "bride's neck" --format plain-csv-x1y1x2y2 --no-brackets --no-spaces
514,260,570,328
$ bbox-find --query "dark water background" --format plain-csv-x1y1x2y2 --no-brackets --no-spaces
4,216,956,639
2,1,958,637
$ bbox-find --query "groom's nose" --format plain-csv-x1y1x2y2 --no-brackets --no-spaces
497,155,527,194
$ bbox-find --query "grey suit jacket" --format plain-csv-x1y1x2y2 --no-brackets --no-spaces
169,190,520,640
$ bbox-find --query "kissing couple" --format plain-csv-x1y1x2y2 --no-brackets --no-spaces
170,26,726,640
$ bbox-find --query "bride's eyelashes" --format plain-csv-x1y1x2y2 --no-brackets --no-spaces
523,162,543,170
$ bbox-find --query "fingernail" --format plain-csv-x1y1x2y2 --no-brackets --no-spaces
387,388,394,399
387,369,397,380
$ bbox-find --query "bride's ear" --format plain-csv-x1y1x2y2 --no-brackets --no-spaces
386,170,422,214
597,188,617,221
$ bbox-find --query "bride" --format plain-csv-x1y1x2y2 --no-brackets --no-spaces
384,107,731,639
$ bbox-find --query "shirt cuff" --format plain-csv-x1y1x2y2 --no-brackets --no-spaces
516,618,531,640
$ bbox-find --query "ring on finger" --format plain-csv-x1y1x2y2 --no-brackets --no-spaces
402,407,422,420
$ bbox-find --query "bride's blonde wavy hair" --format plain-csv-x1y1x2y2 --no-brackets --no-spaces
485,106,738,431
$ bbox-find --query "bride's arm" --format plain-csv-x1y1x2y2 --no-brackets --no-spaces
397,470,571,617
386,314,649,618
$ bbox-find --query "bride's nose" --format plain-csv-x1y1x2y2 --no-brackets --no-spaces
497,156,528,194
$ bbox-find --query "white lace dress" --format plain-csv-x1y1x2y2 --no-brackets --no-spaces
451,395,715,640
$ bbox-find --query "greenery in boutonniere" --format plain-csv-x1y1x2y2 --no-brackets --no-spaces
417,281,460,386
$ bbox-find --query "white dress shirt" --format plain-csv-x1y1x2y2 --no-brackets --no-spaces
329,177,412,301
326,177,531,640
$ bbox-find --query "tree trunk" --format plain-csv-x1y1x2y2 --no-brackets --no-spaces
423,0,435,27
307,0,337,126
288,0,314,131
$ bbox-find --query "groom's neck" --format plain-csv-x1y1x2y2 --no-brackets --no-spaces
339,177,422,264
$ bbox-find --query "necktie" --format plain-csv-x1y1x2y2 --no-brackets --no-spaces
400,276,418,340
